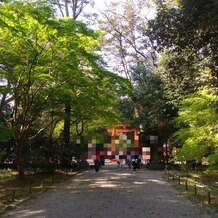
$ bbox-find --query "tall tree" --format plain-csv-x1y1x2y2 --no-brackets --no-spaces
0,1,129,180
146,0,218,167
0,1,61,180
130,65,176,139
49,0,96,151
51,0,96,23
147,0,218,87
99,0,157,81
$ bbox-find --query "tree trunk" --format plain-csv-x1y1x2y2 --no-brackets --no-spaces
16,140,25,183
64,102,71,148
64,0,69,17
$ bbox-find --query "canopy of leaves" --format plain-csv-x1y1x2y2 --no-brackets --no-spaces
155,50,212,108
0,1,131,176
119,65,176,142
144,1,218,158
0,0,130,137
147,0,218,86
173,89,218,169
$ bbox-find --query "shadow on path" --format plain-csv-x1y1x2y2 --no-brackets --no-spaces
2,165,217,218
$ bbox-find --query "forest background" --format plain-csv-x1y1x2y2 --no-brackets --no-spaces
0,0,217,182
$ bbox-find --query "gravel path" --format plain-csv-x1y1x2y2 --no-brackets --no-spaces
2,164,218,218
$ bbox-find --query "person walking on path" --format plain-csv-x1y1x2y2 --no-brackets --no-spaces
94,159,100,172
117,160,121,171
132,158,138,172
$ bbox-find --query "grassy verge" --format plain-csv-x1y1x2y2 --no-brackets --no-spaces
165,169,218,212
0,169,78,213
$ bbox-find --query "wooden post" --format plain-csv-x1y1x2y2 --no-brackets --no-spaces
178,176,181,185
208,191,211,205
185,180,188,190
194,184,197,195
42,179,45,188
29,182,32,194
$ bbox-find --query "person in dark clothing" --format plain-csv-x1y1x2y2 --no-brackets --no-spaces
132,158,138,172
94,159,100,172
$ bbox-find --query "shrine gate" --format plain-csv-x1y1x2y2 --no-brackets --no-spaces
85,124,165,164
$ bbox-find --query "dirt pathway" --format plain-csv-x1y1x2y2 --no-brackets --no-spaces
2,164,217,218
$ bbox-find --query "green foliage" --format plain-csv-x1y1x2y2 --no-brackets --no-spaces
0,126,13,140
0,151,6,164
145,0,218,167
208,153,218,171
173,88,218,169
156,50,210,107
128,65,176,137
148,0,218,85
0,169,17,184
0,0,127,135
0,0,131,178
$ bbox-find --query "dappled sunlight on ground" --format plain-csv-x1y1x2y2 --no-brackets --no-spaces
2,165,216,218
4,209,46,217
67,166,168,192
147,179,167,185
133,181,147,185
92,182,118,188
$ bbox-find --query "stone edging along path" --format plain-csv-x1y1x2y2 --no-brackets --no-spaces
2,165,218,218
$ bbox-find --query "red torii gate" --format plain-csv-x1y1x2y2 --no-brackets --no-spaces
86,124,151,164
108,124,138,140
107,124,140,160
